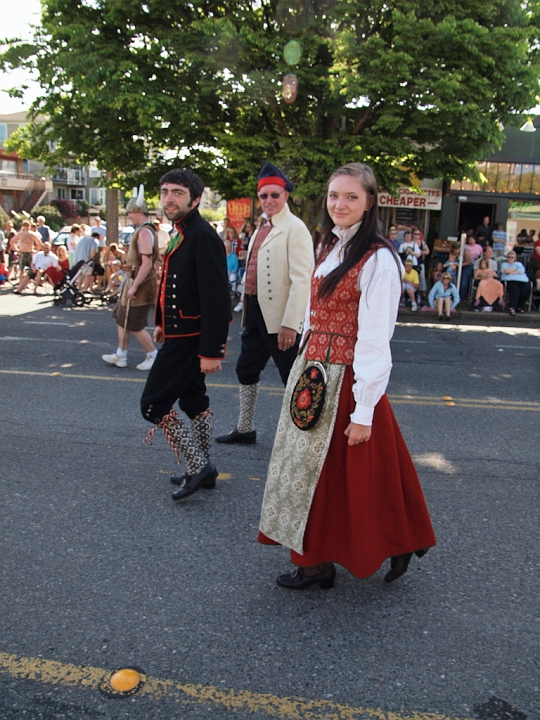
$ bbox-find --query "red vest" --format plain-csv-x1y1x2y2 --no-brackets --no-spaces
304,246,379,365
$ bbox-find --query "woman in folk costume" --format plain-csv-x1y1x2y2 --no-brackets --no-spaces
258,163,436,590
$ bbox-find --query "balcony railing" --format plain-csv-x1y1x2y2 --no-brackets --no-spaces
52,168,87,185
0,172,53,192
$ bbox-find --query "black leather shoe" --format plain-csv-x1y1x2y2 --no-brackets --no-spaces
171,462,217,501
215,428,256,444
276,564,336,590
384,548,429,583
170,467,217,489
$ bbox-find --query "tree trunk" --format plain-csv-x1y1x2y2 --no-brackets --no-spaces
105,187,119,246
298,195,324,236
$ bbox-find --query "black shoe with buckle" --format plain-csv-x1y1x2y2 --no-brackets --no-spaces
276,564,336,590
384,548,429,583
215,428,256,445
171,462,217,501
170,466,218,489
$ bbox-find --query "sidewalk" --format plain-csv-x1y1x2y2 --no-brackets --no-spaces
398,304,539,327
0,284,58,318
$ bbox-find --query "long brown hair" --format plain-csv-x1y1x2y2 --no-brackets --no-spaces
317,163,399,299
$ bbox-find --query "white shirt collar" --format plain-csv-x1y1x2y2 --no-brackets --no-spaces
332,220,362,244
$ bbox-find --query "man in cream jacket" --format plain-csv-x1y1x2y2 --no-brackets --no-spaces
216,162,314,445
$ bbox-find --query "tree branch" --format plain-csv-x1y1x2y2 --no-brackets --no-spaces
352,106,373,136
267,97,289,136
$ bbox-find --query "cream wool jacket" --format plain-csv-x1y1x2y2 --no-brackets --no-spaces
242,203,314,334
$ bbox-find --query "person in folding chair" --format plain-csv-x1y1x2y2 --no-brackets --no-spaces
501,251,531,315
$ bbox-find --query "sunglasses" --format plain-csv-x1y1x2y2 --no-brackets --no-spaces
258,192,282,200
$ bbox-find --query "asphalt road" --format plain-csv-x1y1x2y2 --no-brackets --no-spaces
1,287,539,720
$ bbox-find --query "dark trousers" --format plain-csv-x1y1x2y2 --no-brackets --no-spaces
141,336,209,423
506,281,530,311
236,295,299,386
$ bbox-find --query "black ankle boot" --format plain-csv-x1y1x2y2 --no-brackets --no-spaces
277,564,336,590
384,553,413,583
384,548,429,583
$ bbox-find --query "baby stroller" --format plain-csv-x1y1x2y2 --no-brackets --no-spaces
52,260,94,306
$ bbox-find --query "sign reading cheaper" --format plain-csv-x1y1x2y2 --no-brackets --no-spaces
378,187,442,211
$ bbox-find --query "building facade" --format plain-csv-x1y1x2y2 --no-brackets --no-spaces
440,117,540,242
0,112,53,214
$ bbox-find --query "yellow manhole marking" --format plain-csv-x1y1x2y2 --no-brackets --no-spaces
0,651,472,720
99,666,146,697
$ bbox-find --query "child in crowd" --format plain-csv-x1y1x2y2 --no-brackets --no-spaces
430,260,444,286
224,239,239,294
401,258,420,310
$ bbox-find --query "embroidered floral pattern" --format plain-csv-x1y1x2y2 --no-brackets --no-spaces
290,365,326,430
260,354,345,554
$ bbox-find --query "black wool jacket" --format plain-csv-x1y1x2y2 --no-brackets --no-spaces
155,209,232,358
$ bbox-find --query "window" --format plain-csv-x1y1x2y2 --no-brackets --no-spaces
520,164,534,194
90,187,106,206
0,124,7,143
70,188,85,201
0,159,17,176
57,187,67,199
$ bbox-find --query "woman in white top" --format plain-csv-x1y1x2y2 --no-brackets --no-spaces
66,223,81,268
258,163,436,590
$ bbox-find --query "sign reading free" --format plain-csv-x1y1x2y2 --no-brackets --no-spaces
378,187,442,211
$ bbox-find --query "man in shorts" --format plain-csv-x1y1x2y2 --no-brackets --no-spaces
101,186,158,371
13,221,42,285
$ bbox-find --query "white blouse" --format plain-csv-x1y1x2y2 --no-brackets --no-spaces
302,231,402,426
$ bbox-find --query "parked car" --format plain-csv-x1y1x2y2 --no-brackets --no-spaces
52,226,72,248
118,226,135,246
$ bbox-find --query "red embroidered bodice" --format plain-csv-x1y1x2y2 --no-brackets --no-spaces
304,244,380,365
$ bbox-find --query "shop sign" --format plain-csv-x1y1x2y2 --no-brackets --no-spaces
227,198,251,229
378,187,442,210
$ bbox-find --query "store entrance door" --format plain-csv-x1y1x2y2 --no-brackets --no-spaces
458,202,496,236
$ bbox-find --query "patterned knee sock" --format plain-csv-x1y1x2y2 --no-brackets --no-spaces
144,409,207,475
237,382,259,433
191,410,213,460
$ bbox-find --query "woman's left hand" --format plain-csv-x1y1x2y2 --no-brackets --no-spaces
344,422,371,445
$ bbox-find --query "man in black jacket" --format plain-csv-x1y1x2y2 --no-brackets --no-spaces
141,169,231,501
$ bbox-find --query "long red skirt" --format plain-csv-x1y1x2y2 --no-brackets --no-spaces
258,366,436,578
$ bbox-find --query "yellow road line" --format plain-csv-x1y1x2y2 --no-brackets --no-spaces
0,369,537,411
0,651,470,720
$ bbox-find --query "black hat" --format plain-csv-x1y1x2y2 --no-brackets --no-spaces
258,162,294,192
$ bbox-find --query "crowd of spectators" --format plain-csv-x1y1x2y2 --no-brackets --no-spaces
2,211,539,317
386,218,539,317
0,216,128,297
212,217,255,313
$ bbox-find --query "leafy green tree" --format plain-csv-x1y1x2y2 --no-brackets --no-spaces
2,0,539,231
174,0,540,226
